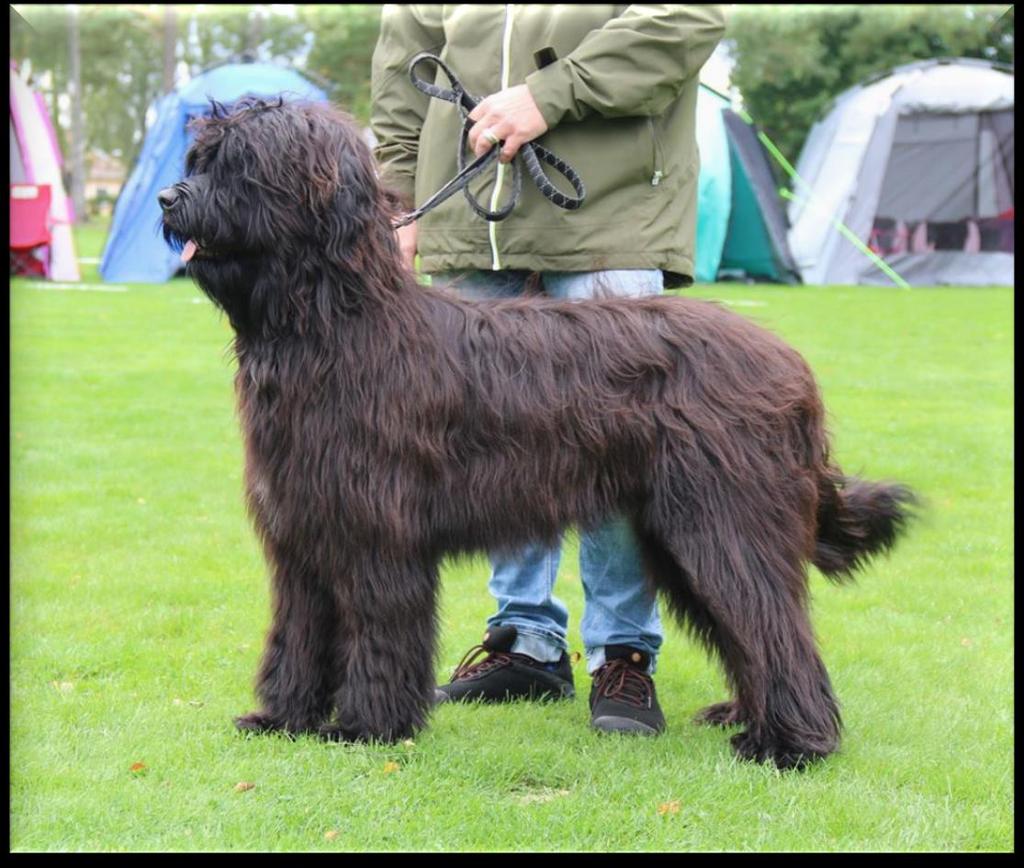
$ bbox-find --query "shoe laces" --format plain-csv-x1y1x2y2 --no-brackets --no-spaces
593,658,653,709
449,643,520,681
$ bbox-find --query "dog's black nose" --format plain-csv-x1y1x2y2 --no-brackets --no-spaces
157,187,179,211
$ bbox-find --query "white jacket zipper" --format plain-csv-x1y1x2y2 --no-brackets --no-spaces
488,4,514,270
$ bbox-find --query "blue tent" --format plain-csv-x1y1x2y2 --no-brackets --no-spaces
100,62,327,283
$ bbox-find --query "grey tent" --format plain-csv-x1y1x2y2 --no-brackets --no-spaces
788,58,1014,286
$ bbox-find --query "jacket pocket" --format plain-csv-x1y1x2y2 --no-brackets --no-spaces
647,117,666,187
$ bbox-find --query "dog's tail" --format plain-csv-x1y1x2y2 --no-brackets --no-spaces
812,470,918,583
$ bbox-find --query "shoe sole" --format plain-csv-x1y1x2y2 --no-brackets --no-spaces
590,715,664,736
435,685,575,704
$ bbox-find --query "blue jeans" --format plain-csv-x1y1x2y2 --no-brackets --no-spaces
434,269,665,674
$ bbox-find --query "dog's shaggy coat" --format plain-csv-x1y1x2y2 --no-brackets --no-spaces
160,98,915,769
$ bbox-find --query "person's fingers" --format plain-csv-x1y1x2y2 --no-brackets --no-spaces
498,135,522,163
469,119,503,157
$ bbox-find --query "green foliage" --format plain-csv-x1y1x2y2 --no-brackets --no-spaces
78,8,166,169
727,4,1015,168
300,5,383,123
14,5,167,168
180,4,309,76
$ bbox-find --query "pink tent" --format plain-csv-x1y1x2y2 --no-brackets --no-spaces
10,63,79,281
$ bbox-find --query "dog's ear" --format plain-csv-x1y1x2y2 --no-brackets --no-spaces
303,115,383,255
319,148,375,257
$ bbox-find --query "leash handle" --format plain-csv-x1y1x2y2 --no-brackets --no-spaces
395,52,586,225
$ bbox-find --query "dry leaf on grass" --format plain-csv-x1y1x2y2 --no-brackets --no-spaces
234,781,256,792
657,800,681,816
324,830,340,841
515,787,570,805
129,762,147,775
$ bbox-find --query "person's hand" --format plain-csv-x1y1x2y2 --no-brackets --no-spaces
467,84,548,163
396,221,418,272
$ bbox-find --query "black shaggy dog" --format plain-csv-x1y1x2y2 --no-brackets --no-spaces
159,97,915,770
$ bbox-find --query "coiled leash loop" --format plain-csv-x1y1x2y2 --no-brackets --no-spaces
393,53,586,228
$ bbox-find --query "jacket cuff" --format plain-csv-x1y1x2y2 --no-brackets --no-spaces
376,162,417,208
525,60,586,129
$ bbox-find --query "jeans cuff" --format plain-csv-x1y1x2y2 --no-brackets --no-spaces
498,624,566,663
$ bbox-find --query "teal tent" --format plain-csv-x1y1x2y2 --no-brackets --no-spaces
694,85,799,284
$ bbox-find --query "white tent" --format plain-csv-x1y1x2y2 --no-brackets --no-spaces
788,58,1014,286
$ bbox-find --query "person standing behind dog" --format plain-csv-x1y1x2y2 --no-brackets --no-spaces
371,5,727,736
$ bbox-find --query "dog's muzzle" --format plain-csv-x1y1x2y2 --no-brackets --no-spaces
158,183,202,263
157,187,180,211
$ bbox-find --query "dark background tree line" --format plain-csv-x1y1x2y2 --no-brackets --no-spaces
10,3,1013,222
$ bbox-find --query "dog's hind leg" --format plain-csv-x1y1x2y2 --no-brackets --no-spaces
639,478,841,770
235,558,340,737
634,521,747,730
321,554,440,744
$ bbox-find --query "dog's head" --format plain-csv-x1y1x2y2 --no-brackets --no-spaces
159,98,394,330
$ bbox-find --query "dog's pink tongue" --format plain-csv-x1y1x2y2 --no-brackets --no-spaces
181,240,198,263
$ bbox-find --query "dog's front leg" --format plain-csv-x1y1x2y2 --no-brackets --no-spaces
319,553,441,744
235,555,341,737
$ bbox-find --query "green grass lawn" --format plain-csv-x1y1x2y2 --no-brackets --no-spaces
10,229,1013,851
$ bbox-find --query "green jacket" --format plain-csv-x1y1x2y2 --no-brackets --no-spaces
371,4,727,286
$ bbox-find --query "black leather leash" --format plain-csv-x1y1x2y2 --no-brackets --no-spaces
393,52,586,228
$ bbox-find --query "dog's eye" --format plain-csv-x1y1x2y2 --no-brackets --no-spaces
186,146,219,177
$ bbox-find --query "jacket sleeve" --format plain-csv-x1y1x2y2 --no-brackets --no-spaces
524,5,728,128
370,4,446,206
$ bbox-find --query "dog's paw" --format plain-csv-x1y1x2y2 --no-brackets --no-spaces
317,721,415,744
234,710,288,735
693,700,745,728
317,724,360,743
730,729,830,771
317,724,393,744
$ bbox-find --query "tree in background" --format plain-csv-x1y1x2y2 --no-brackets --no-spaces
11,5,380,171
13,5,168,172
726,4,1014,170
79,8,167,171
180,4,308,76
299,5,382,122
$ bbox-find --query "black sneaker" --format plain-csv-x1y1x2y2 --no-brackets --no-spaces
434,624,575,704
589,645,666,736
